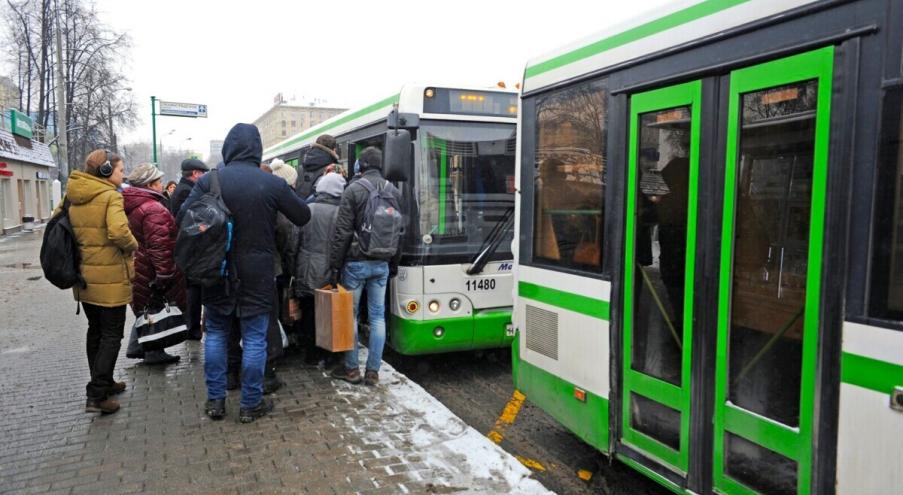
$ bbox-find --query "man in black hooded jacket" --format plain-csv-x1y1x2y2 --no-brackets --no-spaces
328,147,403,387
180,123,310,423
295,134,339,201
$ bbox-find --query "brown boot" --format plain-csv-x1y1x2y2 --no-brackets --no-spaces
330,366,362,384
364,370,379,387
85,398,120,414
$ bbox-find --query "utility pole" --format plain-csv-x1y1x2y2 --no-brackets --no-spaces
151,96,157,163
53,0,68,181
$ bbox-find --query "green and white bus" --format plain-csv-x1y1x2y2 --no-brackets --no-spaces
512,0,903,493
263,84,518,355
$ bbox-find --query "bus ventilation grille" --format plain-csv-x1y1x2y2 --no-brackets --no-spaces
525,305,558,360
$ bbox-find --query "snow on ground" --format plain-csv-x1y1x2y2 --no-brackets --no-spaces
330,348,554,494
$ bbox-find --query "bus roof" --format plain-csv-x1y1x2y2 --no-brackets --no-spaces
263,83,518,160
521,0,819,94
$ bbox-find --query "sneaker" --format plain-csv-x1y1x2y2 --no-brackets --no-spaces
239,398,274,424
143,350,180,365
111,381,126,394
85,398,120,414
364,370,379,387
330,366,362,385
205,398,226,420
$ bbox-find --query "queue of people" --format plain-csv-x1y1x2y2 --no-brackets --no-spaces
59,124,402,424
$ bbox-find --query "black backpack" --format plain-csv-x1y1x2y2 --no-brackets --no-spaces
174,170,234,287
40,198,86,290
356,177,403,260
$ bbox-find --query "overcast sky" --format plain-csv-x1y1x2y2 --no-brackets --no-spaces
97,0,672,159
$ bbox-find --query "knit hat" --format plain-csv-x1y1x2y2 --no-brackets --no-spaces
315,172,346,197
127,163,165,186
270,158,297,187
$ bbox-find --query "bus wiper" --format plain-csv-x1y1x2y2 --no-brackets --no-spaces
467,207,515,275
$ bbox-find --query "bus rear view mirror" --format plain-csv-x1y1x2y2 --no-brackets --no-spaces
387,110,420,129
384,130,412,182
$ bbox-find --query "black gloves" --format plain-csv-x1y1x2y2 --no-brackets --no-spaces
388,264,398,279
328,268,340,288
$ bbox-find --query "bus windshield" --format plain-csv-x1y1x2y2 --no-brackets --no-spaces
409,122,516,263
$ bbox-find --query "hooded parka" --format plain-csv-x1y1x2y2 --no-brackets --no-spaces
64,170,138,307
295,143,338,199
180,124,311,317
122,186,187,314
294,192,341,296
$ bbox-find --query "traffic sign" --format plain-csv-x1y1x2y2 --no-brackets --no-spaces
158,100,208,118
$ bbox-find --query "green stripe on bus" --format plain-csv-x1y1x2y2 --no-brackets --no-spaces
518,281,609,320
512,333,609,452
524,0,750,79
841,352,903,395
264,93,399,156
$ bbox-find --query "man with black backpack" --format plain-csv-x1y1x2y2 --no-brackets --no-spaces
178,123,310,423
329,146,403,387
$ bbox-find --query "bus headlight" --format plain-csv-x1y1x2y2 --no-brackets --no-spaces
449,298,461,311
428,300,440,313
405,300,420,314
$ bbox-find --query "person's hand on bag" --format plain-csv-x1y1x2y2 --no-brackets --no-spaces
328,268,339,288
388,264,398,279
287,297,301,321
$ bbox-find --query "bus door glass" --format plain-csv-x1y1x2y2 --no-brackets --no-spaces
622,80,702,475
714,47,834,495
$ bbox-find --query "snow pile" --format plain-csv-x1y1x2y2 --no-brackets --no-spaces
333,349,553,494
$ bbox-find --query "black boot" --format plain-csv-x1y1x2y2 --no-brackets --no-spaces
263,367,284,394
143,349,180,365
205,398,225,420
239,398,273,424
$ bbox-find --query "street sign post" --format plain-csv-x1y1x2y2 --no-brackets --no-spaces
158,101,208,118
151,98,207,164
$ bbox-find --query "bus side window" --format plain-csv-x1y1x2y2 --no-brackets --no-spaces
532,78,608,271
869,87,903,321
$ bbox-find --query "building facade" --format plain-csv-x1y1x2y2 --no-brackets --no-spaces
0,111,56,233
253,102,346,150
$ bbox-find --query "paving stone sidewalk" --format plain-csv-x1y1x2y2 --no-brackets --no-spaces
0,230,549,494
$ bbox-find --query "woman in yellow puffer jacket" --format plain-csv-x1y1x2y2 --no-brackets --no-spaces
65,149,137,414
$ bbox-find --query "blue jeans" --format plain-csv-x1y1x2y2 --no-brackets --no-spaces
341,260,389,372
204,308,268,409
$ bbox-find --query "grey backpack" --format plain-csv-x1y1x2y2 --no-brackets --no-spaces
356,178,403,259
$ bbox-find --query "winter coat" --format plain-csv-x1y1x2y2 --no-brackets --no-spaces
329,168,403,271
63,171,138,307
295,193,341,296
295,143,338,199
169,176,195,219
275,212,298,279
180,123,311,317
122,186,187,315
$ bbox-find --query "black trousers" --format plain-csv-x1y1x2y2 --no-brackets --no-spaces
186,284,203,339
83,303,126,400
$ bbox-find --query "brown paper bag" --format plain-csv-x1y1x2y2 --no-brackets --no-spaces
314,284,354,352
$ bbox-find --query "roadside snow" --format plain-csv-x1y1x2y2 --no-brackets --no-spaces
332,348,553,494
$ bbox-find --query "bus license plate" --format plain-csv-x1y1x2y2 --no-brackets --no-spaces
465,278,496,291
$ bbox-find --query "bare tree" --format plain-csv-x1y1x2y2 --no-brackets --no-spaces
2,0,137,172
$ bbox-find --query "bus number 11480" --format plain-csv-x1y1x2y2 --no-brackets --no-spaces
466,279,496,291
